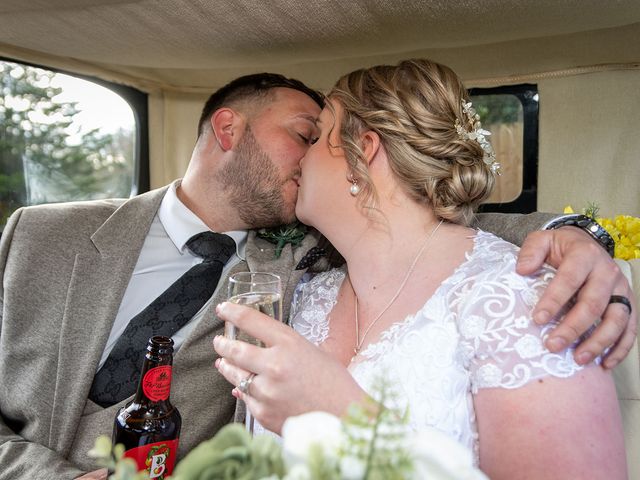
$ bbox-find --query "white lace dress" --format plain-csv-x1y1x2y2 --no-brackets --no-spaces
254,231,587,462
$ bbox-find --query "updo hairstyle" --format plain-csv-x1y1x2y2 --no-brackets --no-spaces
329,58,495,226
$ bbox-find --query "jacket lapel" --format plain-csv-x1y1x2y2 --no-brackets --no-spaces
49,186,169,454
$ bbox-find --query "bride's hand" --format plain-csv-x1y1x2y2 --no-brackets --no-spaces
213,302,366,434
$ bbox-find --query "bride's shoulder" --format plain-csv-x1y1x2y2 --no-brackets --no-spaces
457,230,556,293
473,229,520,257
467,230,528,272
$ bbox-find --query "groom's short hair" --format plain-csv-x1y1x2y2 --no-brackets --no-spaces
197,73,324,138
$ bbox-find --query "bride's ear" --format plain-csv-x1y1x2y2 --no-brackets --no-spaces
360,130,381,165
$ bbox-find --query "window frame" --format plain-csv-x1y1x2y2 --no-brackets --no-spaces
470,83,539,214
0,56,150,196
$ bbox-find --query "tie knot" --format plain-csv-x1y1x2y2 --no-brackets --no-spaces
186,231,236,264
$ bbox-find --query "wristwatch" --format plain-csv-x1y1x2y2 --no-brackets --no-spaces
543,214,615,257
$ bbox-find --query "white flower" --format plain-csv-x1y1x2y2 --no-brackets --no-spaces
459,315,487,339
514,334,544,359
281,411,342,471
339,455,366,480
408,427,489,480
282,463,312,480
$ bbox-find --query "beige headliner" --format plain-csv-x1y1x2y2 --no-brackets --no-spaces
1,0,640,91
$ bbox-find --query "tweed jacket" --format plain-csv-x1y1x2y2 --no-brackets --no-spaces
0,185,324,479
0,182,552,479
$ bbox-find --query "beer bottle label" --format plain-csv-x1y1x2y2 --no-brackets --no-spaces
142,366,172,402
123,439,179,478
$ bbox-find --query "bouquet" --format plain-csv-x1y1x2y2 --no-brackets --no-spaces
90,384,486,480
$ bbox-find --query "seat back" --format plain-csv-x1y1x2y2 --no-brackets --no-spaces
614,259,640,479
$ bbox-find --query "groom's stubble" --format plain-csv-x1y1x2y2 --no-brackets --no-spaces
216,125,298,229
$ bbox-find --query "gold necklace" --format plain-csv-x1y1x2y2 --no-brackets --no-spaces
352,219,443,357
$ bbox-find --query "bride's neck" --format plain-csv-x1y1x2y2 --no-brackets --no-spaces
328,203,443,299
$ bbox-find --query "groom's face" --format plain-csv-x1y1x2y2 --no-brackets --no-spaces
224,88,321,228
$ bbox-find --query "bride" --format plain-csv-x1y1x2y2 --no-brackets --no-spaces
214,59,627,478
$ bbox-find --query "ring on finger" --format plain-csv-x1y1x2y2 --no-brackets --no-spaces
608,295,632,315
238,372,257,395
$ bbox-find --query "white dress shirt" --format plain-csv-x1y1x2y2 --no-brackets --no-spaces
97,183,246,370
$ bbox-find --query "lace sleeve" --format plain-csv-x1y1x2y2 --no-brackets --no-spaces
455,245,586,394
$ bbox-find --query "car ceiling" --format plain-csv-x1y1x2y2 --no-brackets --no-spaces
1,0,639,90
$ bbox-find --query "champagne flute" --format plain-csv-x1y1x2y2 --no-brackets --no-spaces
226,272,282,433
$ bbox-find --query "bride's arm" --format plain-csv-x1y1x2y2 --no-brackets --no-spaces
464,250,628,479
474,366,626,479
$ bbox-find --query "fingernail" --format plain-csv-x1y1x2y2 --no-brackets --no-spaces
547,336,567,351
214,358,221,369
534,310,551,325
603,358,618,369
577,351,594,365
232,388,240,398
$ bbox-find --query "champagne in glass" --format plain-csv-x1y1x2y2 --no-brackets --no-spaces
226,272,283,345
225,272,282,434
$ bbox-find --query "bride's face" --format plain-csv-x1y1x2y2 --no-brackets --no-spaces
295,100,356,230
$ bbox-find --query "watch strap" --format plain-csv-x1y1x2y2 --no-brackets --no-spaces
543,214,615,257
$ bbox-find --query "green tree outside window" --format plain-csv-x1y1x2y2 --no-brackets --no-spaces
0,61,135,226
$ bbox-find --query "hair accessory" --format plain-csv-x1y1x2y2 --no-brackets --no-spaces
455,101,500,174
348,173,361,196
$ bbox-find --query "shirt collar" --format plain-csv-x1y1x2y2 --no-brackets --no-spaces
158,181,247,260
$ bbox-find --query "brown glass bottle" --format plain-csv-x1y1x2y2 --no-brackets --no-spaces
112,336,182,479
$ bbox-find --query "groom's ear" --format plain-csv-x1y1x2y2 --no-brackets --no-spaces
211,108,244,151
360,130,381,165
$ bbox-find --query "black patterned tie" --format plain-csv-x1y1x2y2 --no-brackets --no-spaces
89,232,236,407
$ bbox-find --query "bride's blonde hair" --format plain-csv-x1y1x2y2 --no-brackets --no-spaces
329,58,495,226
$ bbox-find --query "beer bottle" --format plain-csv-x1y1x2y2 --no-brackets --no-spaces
112,335,182,479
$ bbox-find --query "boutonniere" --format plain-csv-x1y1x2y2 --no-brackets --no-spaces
256,222,308,258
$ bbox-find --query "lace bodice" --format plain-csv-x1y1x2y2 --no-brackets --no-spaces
275,231,586,459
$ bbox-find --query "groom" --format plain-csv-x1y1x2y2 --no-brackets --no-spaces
0,72,635,479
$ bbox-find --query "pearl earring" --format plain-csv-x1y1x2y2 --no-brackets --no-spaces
348,173,360,196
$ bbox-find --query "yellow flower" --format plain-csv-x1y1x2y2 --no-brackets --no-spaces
564,203,639,260
598,214,640,260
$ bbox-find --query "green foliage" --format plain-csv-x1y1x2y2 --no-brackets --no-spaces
471,94,522,125
0,60,134,225
583,202,600,220
340,379,414,480
172,424,285,480
87,436,145,480
91,424,286,480
257,222,308,258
